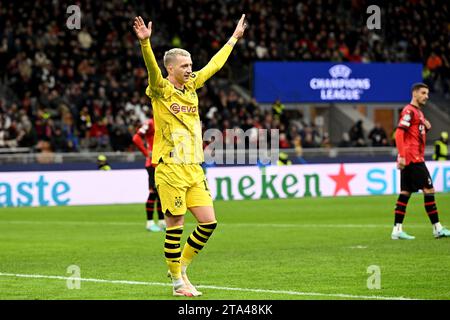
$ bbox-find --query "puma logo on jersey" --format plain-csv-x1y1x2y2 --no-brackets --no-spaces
170,103,197,114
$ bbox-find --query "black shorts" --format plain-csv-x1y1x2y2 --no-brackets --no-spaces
146,166,156,190
400,162,433,192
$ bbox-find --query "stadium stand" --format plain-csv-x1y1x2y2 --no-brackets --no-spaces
0,0,448,161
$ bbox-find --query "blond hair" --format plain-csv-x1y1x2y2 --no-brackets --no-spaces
163,48,191,68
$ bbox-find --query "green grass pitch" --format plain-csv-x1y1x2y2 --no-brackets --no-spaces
1,194,450,300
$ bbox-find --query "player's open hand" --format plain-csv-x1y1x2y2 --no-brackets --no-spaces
133,16,152,41
232,14,247,39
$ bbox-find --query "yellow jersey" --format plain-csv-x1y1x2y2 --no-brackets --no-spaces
139,38,236,165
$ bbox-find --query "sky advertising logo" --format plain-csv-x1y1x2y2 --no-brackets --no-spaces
366,165,450,195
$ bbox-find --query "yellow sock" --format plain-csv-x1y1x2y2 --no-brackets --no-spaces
181,221,217,271
164,225,183,279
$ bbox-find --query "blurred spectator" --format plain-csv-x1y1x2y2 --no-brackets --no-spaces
338,132,352,148
97,154,112,171
279,132,291,149
51,127,69,152
292,133,303,157
61,112,79,152
88,118,110,151
368,123,389,147
433,131,448,161
302,126,319,148
272,99,286,123
441,55,450,97
17,122,37,148
110,125,132,152
277,152,292,166
426,52,443,91
427,52,443,72
35,140,55,164
349,120,367,147
321,132,332,148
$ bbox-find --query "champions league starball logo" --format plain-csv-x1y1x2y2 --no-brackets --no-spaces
309,64,371,101
329,64,352,78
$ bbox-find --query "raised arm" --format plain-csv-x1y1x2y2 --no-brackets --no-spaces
194,14,247,89
133,16,165,93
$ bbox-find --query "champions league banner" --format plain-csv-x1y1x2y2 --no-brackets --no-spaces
253,62,423,103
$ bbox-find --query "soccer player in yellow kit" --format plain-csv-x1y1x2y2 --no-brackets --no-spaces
133,15,247,297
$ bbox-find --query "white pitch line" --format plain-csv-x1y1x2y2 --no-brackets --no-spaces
0,220,429,229
0,272,170,287
0,272,417,300
0,220,139,226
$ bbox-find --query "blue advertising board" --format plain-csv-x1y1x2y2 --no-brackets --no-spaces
253,62,423,103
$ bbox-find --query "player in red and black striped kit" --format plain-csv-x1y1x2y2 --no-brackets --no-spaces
133,116,167,232
392,83,450,240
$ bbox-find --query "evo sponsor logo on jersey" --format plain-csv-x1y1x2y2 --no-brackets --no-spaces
170,103,197,115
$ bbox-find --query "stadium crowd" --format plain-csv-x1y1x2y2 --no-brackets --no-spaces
0,0,448,155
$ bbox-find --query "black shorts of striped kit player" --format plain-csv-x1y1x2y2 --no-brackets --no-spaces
400,162,433,192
